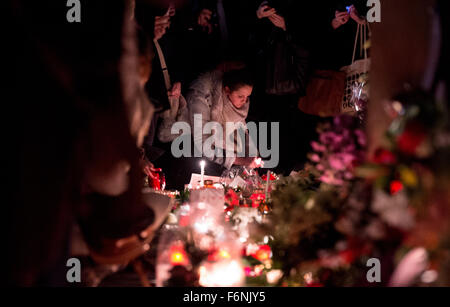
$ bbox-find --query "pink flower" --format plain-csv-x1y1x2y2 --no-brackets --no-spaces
354,129,367,147
311,141,326,152
339,153,356,165
320,132,342,145
320,172,344,186
341,129,351,141
341,144,356,154
310,153,321,163
329,156,346,171
334,134,344,144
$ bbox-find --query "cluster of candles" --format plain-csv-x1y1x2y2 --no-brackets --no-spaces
158,159,275,287
200,159,271,191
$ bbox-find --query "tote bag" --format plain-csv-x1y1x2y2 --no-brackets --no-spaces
340,23,371,114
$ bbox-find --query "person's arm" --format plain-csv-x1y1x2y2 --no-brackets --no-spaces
268,13,286,31
188,74,213,141
232,122,264,169
157,95,188,143
332,11,350,29
256,1,276,19
349,5,367,25
187,73,236,168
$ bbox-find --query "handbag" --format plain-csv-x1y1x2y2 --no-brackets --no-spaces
265,31,309,96
340,22,371,114
298,22,371,117
298,70,346,117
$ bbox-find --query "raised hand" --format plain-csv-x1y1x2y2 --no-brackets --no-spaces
332,10,350,29
249,157,264,169
166,4,176,17
268,13,286,31
163,82,182,119
154,15,171,41
234,157,264,169
168,82,181,100
257,2,276,19
197,8,213,34
349,5,366,25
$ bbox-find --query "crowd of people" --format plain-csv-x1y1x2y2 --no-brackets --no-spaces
5,0,370,286
135,0,370,190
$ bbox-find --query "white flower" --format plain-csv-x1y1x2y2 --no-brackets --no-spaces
266,270,283,285
372,190,414,231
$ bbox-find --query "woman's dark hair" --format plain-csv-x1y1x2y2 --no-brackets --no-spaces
222,68,255,92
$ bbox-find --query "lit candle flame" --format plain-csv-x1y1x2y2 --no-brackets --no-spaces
198,260,244,287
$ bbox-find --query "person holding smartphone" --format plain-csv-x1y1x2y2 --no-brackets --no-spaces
256,1,286,31
332,3,366,29
302,1,368,71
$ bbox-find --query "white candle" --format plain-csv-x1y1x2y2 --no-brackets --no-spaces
200,160,206,187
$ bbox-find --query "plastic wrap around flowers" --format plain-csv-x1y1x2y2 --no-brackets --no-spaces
350,74,369,123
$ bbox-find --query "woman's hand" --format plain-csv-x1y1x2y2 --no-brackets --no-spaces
166,4,176,17
249,157,264,169
163,82,182,119
257,2,276,19
141,157,158,180
268,13,286,31
197,8,213,34
234,157,264,169
332,11,350,29
154,15,171,41
168,82,181,100
349,5,366,25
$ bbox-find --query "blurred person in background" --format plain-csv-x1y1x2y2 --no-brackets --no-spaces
5,0,156,286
